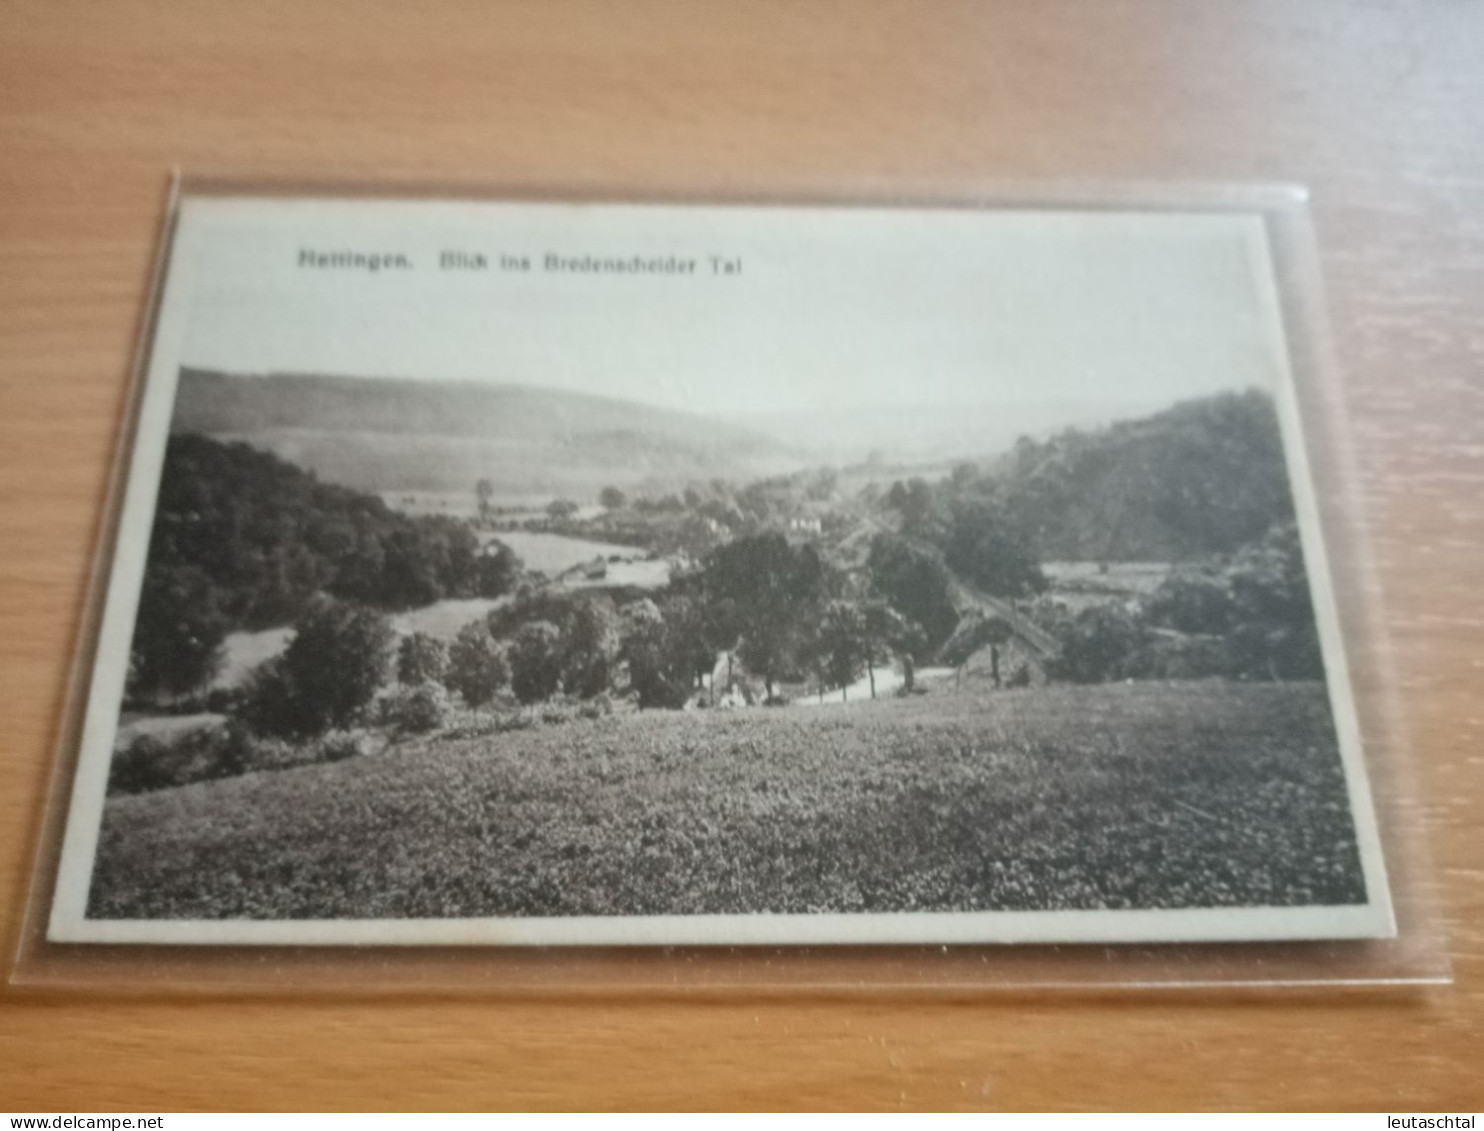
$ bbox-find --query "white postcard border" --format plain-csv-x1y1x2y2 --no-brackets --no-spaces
46,194,1395,947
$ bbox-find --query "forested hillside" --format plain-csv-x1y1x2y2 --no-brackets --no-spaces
128,435,519,699
987,388,1292,562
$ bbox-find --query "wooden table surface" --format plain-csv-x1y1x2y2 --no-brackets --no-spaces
1,0,1480,1112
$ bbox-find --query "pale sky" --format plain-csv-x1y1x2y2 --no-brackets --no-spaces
173,197,1289,421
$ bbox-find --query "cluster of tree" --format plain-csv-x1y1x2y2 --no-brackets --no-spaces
234,586,704,740
681,533,837,698
466,587,711,709
1043,522,1325,684
616,595,716,707
670,533,922,702
474,534,923,710
529,483,738,560
880,473,1048,602
487,590,627,702
205,519,1323,760
616,469,840,525
437,533,935,712
239,596,396,738
127,435,522,702
580,468,846,552
232,596,524,742
280,521,946,734
864,534,962,658
801,598,919,701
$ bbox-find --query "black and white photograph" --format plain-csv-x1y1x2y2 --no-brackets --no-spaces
48,194,1392,945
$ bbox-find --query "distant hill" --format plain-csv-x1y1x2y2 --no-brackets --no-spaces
172,369,804,501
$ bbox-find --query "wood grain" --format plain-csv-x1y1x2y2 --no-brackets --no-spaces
1,0,1480,1111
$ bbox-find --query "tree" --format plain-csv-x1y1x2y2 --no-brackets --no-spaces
895,477,938,537
1144,571,1234,636
599,486,627,510
810,600,868,702
397,631,448,685
620,599,694,708
859,599,919,698
620,599,666,706
736,481,775,524
239,656,303,738
383,680,450,733
643,592,723,700
380,528,445,607
697,533,836,698
866,534,958,656
698,498,744,531
667,513,725,558
1134,520,1322,682
805,467,839,501
509,620,563,704
445,621,510,706
243,596,393,737
1048,604,1148,685
475,477,495,522
546,498,580,521
282,596,393,729
941,495,1047,598
1224,521,1324,680
474,539,522,598
667,594,721,690
127,563,229,702
949,461,978,488
559,597,621,699
488,591,621,701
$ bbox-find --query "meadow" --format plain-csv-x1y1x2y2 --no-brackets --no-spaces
1040,561,1173,612
87,680,1368,921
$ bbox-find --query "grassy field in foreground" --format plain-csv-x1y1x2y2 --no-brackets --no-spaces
87,681,1368,920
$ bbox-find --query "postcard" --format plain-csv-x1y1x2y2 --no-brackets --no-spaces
45,191,1393,946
